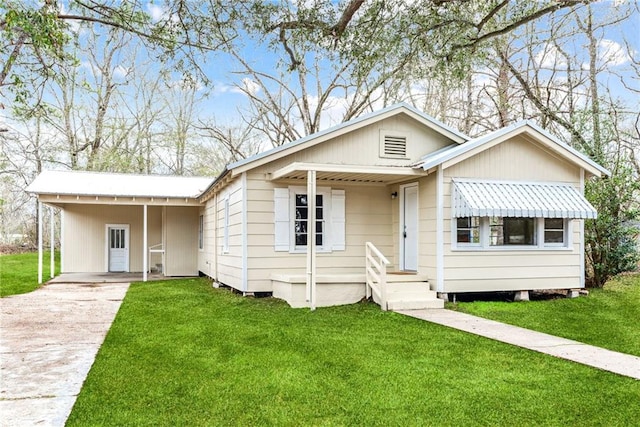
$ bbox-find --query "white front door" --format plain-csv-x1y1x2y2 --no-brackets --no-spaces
401,184,418,271
108,225,129,272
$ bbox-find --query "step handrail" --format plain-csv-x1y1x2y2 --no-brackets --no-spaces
365,242,390,311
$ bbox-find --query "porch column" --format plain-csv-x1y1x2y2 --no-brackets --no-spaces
143,204,148,282
306,170,317,310
38,201,43,284
50,206,55,278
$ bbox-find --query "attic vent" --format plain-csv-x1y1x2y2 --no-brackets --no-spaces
379,132,409,159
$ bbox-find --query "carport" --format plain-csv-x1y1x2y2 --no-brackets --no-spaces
27,170,213,283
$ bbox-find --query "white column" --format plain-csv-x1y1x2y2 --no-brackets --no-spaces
143,204,148,282
38,202,43,284
50,206,55,278
306,170,317,310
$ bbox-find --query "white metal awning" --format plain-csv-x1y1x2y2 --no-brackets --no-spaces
452,179,597,219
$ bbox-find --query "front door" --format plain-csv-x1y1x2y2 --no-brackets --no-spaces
108,225,129,272
401,184,418,271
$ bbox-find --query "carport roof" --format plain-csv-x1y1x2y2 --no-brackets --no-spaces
27,170,214,199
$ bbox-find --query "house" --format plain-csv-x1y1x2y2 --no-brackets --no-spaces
27,103,609,310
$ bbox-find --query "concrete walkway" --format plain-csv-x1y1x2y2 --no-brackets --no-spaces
0,282,130,427
397,309,640,380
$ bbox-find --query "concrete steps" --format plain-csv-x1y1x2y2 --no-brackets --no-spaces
372,280,444,310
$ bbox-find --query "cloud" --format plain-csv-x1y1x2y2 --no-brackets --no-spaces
228,78,261,96
113,65,131,79
146,3,166,22
598,39,632,67
534,44,568,69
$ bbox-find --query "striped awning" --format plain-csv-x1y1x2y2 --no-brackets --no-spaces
452,179,597,219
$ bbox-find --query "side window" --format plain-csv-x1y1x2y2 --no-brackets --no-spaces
223,197,229,253
198,215,204,250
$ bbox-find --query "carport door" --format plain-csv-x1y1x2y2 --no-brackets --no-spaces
108,226,129,272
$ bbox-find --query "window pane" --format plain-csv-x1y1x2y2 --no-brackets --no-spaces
296,195,307,206
295,220,307,233
457,230,471,243
545,230,564,243
295,233,307,246
456,217,480,244
457,217,471,228
504,218,535,245
316,221,323,232
316,207,323,219
545,218,564,230
120,230,125,248
316,195,323,206
296,207,308,220
316,233,323,246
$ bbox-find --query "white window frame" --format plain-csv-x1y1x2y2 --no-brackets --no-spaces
452,217,572,251
222,196,230,254
289,186,332,254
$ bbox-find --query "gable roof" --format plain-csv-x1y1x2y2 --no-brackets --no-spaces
414,120,610,177
27,170,214,199
227,102,469,174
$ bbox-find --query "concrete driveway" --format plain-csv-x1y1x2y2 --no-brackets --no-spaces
0,282,129,427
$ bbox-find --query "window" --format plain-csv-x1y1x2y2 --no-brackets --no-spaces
294,194,324,248
544,218,565,245
223,197,229,253
198,215,204,250
490,217,536,246
273,187,345,253
453,217,570,250
456,217,480,244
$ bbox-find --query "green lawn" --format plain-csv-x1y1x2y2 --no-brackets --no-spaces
68,278,640,426
0,251,60,297
448,273,640,357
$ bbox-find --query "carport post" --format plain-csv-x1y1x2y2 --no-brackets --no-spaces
306,169,317,311
37,201,43,284
143,204,148,282
50,206,55,278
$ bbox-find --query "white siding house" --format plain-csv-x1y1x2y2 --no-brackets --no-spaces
28,103,608,309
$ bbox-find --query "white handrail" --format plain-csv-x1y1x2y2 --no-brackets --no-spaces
365,242,390,311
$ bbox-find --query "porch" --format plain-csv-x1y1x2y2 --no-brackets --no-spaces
271,242,444,310
268,162,440,310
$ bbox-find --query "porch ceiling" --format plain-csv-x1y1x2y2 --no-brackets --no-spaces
269,162,428,184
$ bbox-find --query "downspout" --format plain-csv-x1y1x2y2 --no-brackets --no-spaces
436,165,444,292
306,170,317,310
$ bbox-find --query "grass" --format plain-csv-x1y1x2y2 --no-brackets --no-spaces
447,274,640,356
68,278,640,426
448,273,640,357
0,251,60,297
